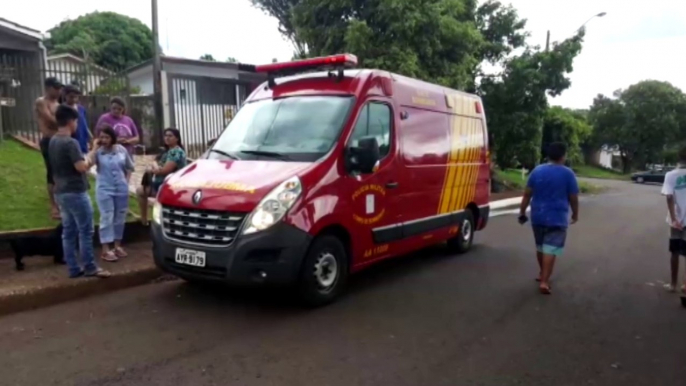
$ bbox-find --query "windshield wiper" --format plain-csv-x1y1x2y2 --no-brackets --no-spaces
240,150,291,160
209,149,240,160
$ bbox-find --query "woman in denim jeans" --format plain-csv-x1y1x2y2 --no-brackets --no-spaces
92,126,135,262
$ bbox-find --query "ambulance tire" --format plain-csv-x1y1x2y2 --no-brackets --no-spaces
447,210,475,254
297,235,349,307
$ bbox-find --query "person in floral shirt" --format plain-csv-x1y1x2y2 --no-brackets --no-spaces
137,128,187,225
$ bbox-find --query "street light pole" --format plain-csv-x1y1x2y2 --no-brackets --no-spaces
546,12,606,52
151,0,164,148
578,12,607,33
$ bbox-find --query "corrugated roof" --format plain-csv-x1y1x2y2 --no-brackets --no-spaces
0,17,42,40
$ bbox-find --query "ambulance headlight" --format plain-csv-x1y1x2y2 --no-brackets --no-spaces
243,177,302,235
152,201,162,224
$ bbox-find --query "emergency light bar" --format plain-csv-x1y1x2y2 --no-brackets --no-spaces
255,54,358,88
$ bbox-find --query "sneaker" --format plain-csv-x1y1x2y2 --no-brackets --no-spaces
85,268,112,278
69,270,84,279
664,283,676,293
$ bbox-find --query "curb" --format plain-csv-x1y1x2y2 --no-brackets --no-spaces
490,196,522,210
0,266,163,317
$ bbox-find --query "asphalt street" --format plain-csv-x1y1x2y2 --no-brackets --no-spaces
0,179,683,386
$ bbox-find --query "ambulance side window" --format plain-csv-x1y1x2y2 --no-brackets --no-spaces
349,102,392,157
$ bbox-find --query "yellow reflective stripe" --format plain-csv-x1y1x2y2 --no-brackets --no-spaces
438,101,458,214
449,117,467,212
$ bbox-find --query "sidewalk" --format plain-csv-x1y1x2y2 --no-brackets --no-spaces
0,242,160,317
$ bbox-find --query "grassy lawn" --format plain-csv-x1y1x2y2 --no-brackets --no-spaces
0,139,141,232
573,164,629,180
495,168,603,195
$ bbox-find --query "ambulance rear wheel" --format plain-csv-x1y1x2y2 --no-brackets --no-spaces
297,235,349,307
448,211,475,254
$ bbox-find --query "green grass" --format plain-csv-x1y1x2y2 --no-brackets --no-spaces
495,168,603,195
0,139,141,232
495,169,527,190
573,164,629,180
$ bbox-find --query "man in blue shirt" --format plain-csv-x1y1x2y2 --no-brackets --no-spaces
518,142,580,295
63,85,91,153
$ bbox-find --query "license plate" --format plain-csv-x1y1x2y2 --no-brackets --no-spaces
175,248,206,267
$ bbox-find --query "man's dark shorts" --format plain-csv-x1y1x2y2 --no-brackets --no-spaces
669,227,686,256
39,136,53,185
532,226,568,257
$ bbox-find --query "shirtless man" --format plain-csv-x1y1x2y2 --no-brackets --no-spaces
35,77,63,219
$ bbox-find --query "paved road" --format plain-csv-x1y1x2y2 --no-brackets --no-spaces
1,180,684,386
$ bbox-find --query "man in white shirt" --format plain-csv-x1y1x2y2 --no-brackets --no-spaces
661,149,686,293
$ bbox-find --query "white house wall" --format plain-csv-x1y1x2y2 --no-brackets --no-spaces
128,66,154,95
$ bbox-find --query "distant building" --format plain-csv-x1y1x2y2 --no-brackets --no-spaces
0,18,47,142
46,53,113,94
596,145,621,169
124,56,266,153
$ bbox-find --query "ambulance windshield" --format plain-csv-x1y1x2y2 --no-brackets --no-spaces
210,96,354,162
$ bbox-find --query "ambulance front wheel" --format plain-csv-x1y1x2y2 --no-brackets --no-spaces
297,235,349,307
448,211,475,254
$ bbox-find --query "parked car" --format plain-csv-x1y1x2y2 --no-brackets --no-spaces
631,169,670,184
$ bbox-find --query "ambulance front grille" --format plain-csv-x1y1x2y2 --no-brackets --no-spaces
161,205,246,247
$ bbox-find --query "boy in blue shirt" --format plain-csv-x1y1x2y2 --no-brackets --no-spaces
63,85,91,153
518,142,580,294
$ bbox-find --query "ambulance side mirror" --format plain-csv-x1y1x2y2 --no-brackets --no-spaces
346,136,380,174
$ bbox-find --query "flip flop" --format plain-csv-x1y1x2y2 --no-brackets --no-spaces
85,268,112,278
114,247,128,258
535,278,552,289
539,284,552,295
101,251,118,263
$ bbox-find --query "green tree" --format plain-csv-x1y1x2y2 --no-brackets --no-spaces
46,12,153,71
589,81,686,173
480,32,584,168
226,57,238,63
250,0,585,168
200,54,217,61
542,106,592,165
250,0,308,56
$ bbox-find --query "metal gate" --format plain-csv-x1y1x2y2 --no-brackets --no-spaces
0,50,131,145
168,75,248,158
0,50,43,143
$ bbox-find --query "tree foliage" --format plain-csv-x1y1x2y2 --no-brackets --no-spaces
480,32,584,168
589,80,686,172
250,0,585,168
542,106,592,165
200,54,217,61
46,12,154,71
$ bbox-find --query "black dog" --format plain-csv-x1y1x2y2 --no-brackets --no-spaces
9,224,66,271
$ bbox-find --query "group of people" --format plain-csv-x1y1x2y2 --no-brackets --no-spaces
35,77,187,278
518,142,686,297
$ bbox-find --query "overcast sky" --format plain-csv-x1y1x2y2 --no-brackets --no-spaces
5,0,685,109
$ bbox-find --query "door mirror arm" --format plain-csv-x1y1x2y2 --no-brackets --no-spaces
345,136,380,175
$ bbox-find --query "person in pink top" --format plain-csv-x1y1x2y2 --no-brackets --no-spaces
95,97,140,157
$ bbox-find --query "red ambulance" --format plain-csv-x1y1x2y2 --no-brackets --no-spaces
151,54,491,305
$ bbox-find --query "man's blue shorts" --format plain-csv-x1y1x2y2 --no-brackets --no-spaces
532,226,567,257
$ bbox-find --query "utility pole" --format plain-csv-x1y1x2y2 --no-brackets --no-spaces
545,30,550,52
151,0,164,148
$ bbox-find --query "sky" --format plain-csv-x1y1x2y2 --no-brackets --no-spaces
4,0,685,109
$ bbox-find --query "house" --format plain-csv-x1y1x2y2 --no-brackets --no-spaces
0,18,47,143
124,56,266,157
46,53,113,93
596,145,621,169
